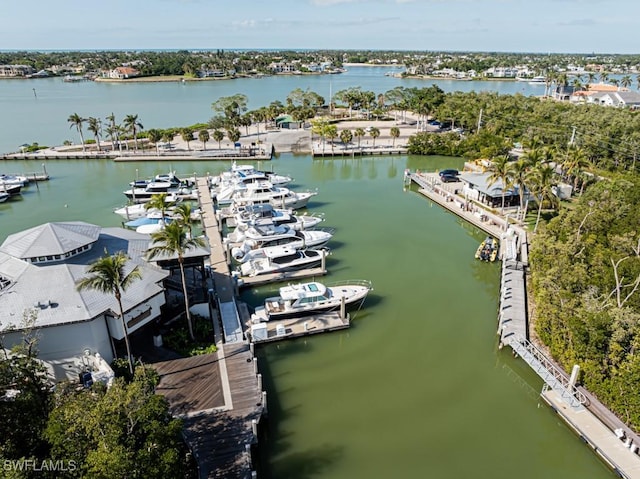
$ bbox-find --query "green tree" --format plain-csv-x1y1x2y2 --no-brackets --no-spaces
486,155,513,213
144,192,175,220
227,128,241,145
181,128,194,151
340,129,353,148
123,114,144,151
67,113,86,151
147,128,163,155
213,129,224,149
390,126,400,147
146,223,206,340
76,251,142,375
0,310,52,460
325,124,338,153
198,129,210,150
87,117,102,151
45,369,190,478
369,127,380,148
530,163,558,232
174,202,197,238
354,127,365,148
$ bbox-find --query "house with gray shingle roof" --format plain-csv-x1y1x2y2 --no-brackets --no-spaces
0,222,169,381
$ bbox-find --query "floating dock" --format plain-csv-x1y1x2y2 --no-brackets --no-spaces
237,265,328,288
248,312,350,344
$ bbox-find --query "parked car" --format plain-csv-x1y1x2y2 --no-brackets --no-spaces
439,169,459,177
440,173,460,183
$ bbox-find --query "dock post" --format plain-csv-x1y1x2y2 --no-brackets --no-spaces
257,373,262,391
42,163,47,178
569,364,580,387
321,249,326,272
340,296,346,320
262,391,268,413
250,341,255,356
252,357,258,375
251,419,258,438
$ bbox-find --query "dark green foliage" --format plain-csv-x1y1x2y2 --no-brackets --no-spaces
530,176,640,428
44,367,195,478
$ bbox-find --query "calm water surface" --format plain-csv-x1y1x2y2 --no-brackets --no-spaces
0,66,546,154
0,154,614,478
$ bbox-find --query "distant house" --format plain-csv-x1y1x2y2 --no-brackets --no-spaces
0,64,35,77
109,66,140,79
0,222,169,381
597,91,640,108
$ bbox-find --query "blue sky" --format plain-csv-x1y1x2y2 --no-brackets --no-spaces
4,0,640,53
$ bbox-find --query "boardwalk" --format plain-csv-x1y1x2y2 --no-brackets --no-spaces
407,169,640,478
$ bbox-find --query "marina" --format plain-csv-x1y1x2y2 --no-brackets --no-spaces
0,150,622,477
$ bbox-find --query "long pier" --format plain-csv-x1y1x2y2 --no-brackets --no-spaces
407,170,640,478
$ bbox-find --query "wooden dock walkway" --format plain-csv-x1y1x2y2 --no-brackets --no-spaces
248,312,350,344
407,170,640,478
312,145,407,157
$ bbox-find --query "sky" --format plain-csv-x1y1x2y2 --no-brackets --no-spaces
3,0,640,54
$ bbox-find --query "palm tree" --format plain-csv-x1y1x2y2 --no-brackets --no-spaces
599,71,609,84
123,114,143,150
198,129,210,150
173,202,196,238
161,131,174,147
354,128,365,148
147,129,163,155
181,128,194,151
213,130,224,149
67,113,86,152
621,75,632,89
486,155,512,213
561,146,590,191
509,158,531,222
339,129,353,149
144,193,174,219
390,127,400,147
369,127,380,148
530,164,558,232
146,222,206,341
87,117,102,151
325,125,338,154
76,250,141,374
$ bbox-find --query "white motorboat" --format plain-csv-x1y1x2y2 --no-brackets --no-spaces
251,280,372,321
238,245,328,277
0,191,9,203
230,227,334,262
226,223,332,247
231,162,292,186
123,182,196,203
0,181,22,196
233,204,323,230
231,181,316,210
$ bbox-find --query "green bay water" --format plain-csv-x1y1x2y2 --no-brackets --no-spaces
0,155,614,478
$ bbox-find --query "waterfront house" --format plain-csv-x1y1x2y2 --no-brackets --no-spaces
0,222,169,381
595,91,640,108
108,66,140,79
458,172,523,208
0,64,35,77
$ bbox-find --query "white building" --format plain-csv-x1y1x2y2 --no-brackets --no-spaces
0,222,169,381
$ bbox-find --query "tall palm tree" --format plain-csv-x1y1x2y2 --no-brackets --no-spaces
144,193,174,219
76,250,141,374
621,75,632,89
561,146,590,191
198,129,210,151
124,114,143,150
182,128,194,151
213,130,224,149
146,222,206,340
325,125,338,154
530,164,558,232
340,129,353,149
87,117,102,151
147,129,163,155
390,127,400,147
67,113,86,152
369,127,380,147
486,155,512,213
509,158,531,222
354,127,365,148
173,202,196,238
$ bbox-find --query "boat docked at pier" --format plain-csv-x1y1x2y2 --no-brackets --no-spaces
238,245,328,277
226,223,333,249
475,236,499,262
250,280,372,322
233,204,323,231
229,227,334,262
229,181,317,210
123,182,196,203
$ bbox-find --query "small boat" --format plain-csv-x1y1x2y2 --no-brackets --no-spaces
475,237,499,262
226,223,333,249
0,191,9,203
251,280,372,322
528,76,546,84
238,246,328,277
230,227,334,262
230,181,317,210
